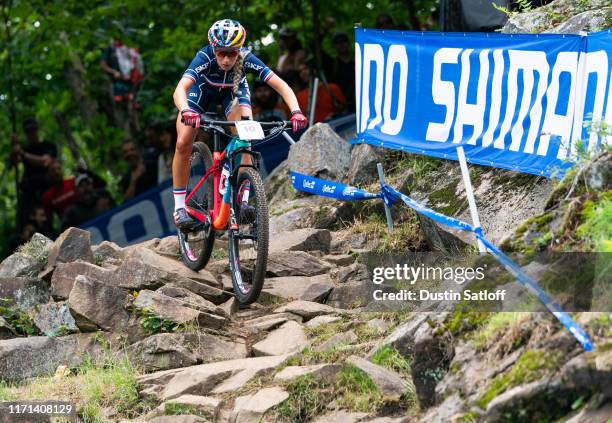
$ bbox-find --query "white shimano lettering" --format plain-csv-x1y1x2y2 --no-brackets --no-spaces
426,48,461,143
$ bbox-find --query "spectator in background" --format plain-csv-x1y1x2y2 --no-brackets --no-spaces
252,80,288,122
143,122,176,184
28,205,55,238
296,63,346,123
277,28,307,74
12,117,58,224
95,190,116,215
329,32,356,112
120,140,157,201
42,160,77,222
61,174,99,230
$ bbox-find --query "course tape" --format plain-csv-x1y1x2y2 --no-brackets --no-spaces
290,171,594,351
290,171,382,201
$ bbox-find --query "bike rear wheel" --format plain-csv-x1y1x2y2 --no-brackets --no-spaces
178,141,215,271
228,167,269,304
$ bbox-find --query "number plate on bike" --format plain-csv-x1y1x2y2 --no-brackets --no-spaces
235,121,265,140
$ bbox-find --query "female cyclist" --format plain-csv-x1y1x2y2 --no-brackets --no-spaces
172,19,308,230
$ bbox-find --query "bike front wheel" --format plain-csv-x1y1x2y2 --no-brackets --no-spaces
178,141,215,271
228,167,269,305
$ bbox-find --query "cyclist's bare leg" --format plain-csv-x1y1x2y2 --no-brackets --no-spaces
173,113,197,188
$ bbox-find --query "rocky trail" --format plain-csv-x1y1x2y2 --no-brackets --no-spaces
0,122,611,422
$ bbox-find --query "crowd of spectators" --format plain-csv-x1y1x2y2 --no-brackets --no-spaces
7,16,390,252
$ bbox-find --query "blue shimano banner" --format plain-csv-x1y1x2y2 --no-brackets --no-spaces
81,179,174,246
290,171,381,200
355,28,612,177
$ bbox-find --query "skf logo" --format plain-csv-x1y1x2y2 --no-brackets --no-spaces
303,180,315,189
195,63,210,73
189,93,197,97
244,62,264,72
322,184,336,194
342,187,357,197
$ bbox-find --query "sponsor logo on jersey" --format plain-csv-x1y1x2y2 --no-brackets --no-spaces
195,63,210,73
244,61,264,72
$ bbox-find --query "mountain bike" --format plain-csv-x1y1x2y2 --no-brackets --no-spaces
177,113,295,304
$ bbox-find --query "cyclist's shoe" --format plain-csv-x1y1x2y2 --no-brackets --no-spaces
239,202,256,224
173,208,194,231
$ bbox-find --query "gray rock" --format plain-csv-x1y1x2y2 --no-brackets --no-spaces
484,380,551,422
327,280,373,309
0,317,17,340
418,393,465,423
273,300,338,321
381,314,428,358
262,274,333,303
0,252,44,278
418,215,470,253
311,410,368,423
583,151,612,191
138,354,292,401
0,333,106,383
32,301,78,336
219,297,238,317
242,312,303,332
549,8,611,34
347,143,386,185
47,227,93,268
134,290,228,329
269,228,332,253
155,284,224,317
252,320,308,356
287,123,352,181
0,277,51,310
68,275,131,331
322,254,356,266
265,251,331,277
314,330,358,352
162,395,220,420
331,262,370,284
366,318,392,334
51,261,112,300
346,355,409,399
154,236,180,258
274,363,342,383
91,240,125,267
305,315,342,329
230,386,289,423
126,333,199,372
560,351,612,399
148,416,208,423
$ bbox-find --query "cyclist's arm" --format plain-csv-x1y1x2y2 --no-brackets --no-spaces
266,74,301,113
173,76,195,111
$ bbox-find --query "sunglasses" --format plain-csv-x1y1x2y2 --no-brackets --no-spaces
215,49,239,58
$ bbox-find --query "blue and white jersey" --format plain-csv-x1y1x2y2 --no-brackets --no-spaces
183,45,274,90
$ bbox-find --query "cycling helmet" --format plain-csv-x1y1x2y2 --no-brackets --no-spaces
208,19,246,50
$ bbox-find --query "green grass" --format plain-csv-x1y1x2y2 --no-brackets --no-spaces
472,312,531,348
274,374,333,422
164,403,210,418
476,349,562,410
371,346,411,378
0,298,40,337
336,364,383,412
0,350,148,422
577,194,612,252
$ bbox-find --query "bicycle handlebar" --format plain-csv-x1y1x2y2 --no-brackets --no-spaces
195,114,296,145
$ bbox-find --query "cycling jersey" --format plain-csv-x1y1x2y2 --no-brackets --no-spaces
183,45,275,116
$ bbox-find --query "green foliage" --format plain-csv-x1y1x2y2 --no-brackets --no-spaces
577,194,612,252
443,310,490,337
137,306,184,335
371,345,411,378
336,364,383,412
164,403,209,418
477,350,561,410
0,297,40,336
472,312,531,348
274,374,332,422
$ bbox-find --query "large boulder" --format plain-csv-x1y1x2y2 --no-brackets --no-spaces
133,290,227,329
230,387,289,423
68,275,131,332
252,320,308,356
0,253,43,279
0,333,107,383
273,300,338,321
51,261,112,300
265,251,331,277
347,355,410,399
32,301,78,336
269,228,331,253
46,228,93,268
0,277,50,310
287,123,352,181
91,241,125,267
262,274,333,303
347,143,386,186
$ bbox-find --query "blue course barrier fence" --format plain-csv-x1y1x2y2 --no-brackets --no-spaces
291,170,594,351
